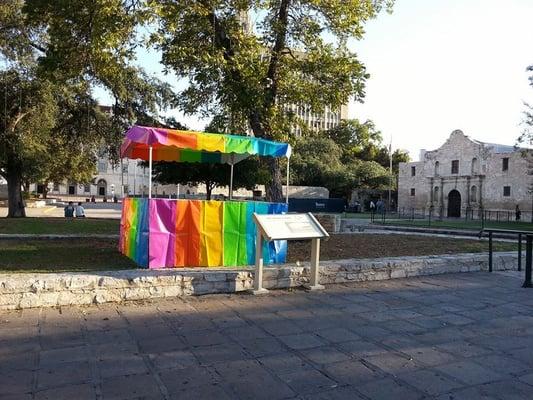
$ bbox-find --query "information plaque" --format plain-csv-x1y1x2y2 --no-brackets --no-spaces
252,212,329,294
253,212,329,241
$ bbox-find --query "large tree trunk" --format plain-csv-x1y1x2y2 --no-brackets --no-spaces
6,161,26,218
205,181,212,200
265,158,283,202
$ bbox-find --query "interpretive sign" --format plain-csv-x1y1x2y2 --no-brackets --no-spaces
252,212,329,294
253,213,329,241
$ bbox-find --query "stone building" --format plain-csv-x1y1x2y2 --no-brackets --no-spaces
30,158,151,199
398,130,532,217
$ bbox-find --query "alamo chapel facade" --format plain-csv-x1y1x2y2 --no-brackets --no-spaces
398,130,532,218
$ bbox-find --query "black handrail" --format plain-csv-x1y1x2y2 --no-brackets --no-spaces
479,229,531,288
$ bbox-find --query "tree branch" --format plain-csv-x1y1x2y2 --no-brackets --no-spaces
264,0,292,111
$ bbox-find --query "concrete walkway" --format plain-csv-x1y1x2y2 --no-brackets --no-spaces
2,271,533,399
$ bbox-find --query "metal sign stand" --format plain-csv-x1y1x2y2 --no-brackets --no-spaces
253,230,269,295
252,212,328,295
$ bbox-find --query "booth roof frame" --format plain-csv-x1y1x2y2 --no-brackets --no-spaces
120,125,292,203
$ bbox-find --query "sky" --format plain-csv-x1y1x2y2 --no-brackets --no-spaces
95,0,533,161
350,0,533,160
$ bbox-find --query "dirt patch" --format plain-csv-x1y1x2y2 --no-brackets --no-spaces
287,234,514,263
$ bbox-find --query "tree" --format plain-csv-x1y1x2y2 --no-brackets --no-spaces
0,70,57,216
150,0,394,201
519,65,533,147
153,157,269,200
322,119,409,173
0,0,173,217
290,135,391,198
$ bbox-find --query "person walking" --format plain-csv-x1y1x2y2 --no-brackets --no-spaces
369,200,376,221
75,202,86,218
376,199,384,214
64,201,75,218
516,205,521,221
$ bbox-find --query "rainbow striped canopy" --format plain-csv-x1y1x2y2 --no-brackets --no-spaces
120,125,291,164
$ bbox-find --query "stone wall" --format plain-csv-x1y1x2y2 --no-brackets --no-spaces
398,130,532,216
0,252,518,310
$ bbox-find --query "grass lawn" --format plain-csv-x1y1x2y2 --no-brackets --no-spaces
0,234,515,273
0,239,136,272
0,217,120,235
376,218,533,232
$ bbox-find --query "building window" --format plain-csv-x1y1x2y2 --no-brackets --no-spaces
451,160,459,174
434,161,440,176
471,158,478,174
53,182,59,191
502,157,509,172
503,186,511,197
411,166,416,176
122,164,128,174
97,160,107,173
434,186,439,202
84,184,91,193
410,188,415,196
471,185,477,202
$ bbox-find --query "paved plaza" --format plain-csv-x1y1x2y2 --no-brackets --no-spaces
2,271,533,400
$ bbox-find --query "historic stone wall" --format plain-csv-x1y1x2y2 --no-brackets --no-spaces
398,130,532,215
0,252,518,310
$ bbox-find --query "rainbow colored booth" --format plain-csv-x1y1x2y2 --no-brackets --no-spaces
118,125,292,269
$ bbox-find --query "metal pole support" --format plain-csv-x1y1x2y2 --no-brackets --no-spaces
306,238,325,291
252,229,269,295
488,231,493,272
518,233,522,272
523,235,532,288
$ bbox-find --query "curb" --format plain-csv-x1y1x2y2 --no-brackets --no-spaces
0,251,519,310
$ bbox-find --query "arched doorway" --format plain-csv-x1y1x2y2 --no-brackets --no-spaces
447,190,461,217
97,179,107,196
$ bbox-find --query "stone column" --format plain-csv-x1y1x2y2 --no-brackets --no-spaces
479,176,484,218
440,177,445,218
466,176,471,205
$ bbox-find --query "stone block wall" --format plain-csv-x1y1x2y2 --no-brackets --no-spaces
0,252,519,310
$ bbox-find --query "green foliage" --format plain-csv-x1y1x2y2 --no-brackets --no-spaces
291,119,410,198
519,65,533,147
149,0,394,200
322,119,409,173
0,0,174,216
153,156,269,200
290,135,391,198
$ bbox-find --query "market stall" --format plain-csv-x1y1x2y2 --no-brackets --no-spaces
118,125,292,268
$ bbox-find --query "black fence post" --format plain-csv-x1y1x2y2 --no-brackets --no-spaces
518,233,522,272
489,231,493,272
523,235,532,288
429,208,432,227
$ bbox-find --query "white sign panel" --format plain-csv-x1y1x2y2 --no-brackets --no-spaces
253,213,329,241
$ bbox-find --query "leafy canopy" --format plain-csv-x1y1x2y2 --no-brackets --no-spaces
148,0,394,200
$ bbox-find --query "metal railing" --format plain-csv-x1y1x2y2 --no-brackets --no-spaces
367,207,532,231
479,229,532,288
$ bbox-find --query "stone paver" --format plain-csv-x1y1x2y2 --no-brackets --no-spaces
1,271,533,399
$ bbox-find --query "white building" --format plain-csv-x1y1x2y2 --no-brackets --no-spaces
398,130,532,217
31,158,150,199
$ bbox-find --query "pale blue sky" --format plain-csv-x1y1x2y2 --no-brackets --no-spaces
350,0,533,159
96,0,533,160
